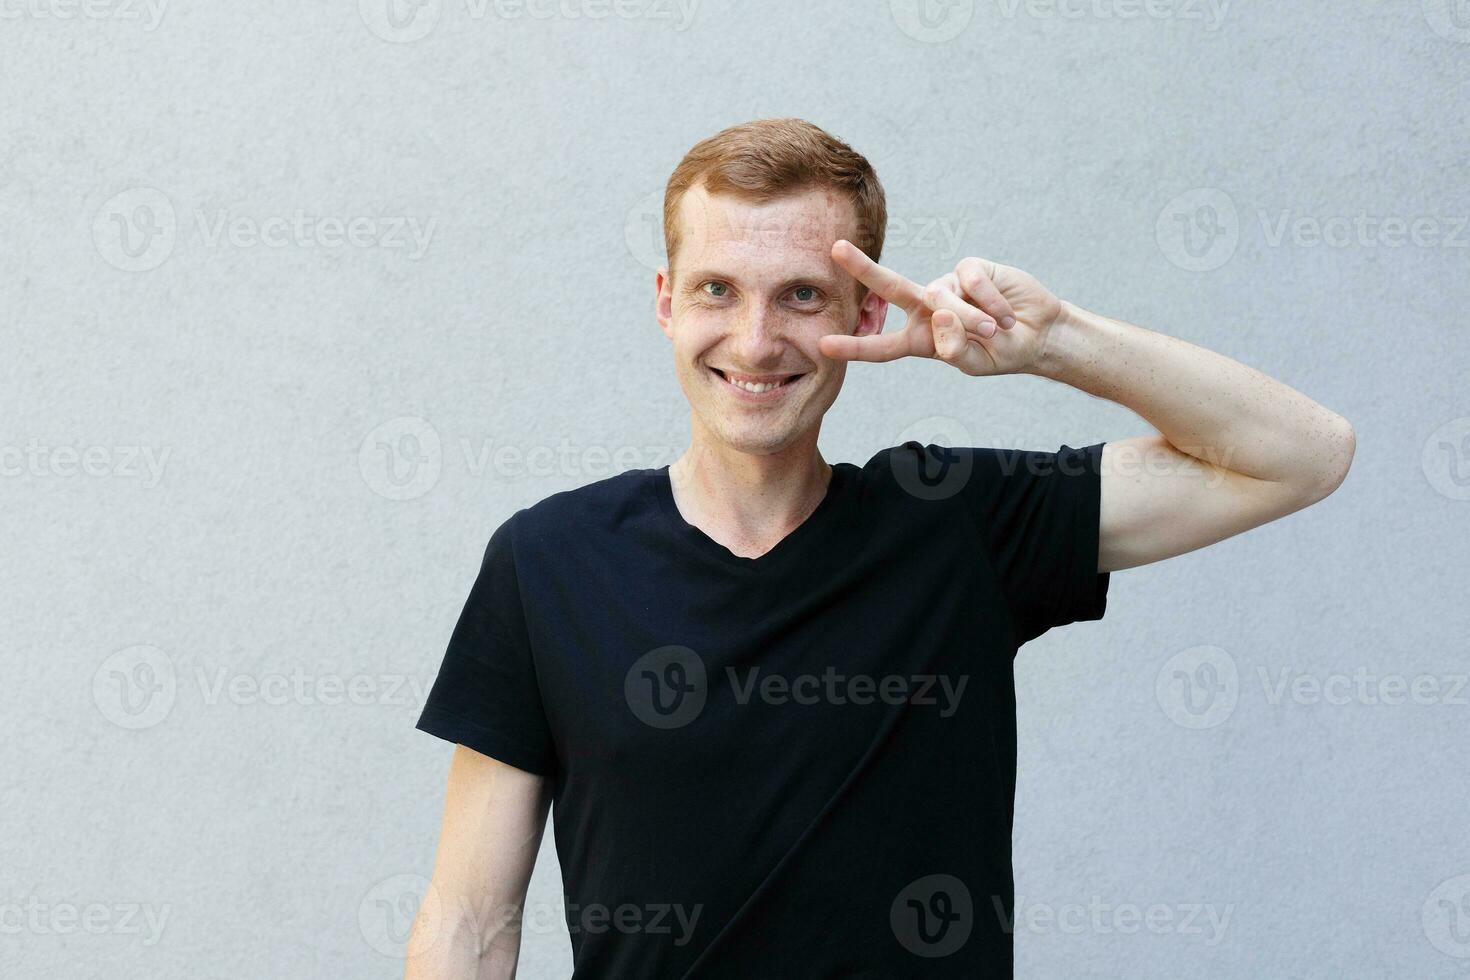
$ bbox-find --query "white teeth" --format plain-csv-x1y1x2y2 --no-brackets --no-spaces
715,370,799,394
728,377,784,393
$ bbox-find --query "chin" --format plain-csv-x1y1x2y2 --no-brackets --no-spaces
703,416,807,456
716,427,797,456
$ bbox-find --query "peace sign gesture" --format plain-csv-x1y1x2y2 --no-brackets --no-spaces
818,240,1064,377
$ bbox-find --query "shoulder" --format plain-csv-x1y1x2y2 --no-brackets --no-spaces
853,441,1007,502
861,441,1105,477
854,440,1105,506
500,466,665,550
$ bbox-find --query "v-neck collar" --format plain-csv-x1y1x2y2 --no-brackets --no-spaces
653,463,855,573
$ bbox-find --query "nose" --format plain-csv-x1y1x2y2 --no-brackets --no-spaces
729,301,786,368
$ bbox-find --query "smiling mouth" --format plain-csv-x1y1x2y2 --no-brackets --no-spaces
710,368,807,394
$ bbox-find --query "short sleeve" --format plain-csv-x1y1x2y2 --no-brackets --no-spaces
950,441,1111,645
415,516,558,776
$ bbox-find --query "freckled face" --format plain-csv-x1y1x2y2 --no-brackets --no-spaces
655,185,878,456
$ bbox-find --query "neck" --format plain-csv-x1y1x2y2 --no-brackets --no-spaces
668,419,832,559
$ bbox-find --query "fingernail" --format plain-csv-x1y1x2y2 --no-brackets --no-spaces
1001,316,1016,330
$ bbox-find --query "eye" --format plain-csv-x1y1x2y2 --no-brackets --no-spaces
701,281,729,298
791,286,820,303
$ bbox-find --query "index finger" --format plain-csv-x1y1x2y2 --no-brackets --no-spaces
831,240,924,312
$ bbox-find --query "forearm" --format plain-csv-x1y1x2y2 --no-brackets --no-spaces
404,891,524,980
408,748,549,980
1027,301,1355,495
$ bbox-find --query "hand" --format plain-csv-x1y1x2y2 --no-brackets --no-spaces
819,240,1064,377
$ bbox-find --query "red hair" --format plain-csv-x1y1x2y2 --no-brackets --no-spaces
663,118,887,297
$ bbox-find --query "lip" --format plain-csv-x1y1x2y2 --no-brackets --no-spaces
709,367,807,402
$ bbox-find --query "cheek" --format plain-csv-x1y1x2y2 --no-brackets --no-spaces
797,314,849,361
671,308,725,354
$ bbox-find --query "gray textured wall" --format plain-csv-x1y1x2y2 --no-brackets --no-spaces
3,1,1468,977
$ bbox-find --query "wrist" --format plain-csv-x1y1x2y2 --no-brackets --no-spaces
1025,300,1098,382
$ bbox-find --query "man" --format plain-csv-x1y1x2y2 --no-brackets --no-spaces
406,118,1354,978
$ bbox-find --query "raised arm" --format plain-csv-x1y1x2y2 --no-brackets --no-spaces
819,241,1355,574
405,746,550,980
1029,301,1354,573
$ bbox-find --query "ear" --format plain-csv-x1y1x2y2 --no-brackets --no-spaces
854,287,888,338
655,266,674,340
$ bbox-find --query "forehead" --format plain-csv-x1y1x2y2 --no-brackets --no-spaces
672,183,859,279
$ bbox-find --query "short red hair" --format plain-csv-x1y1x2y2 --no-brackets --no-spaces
662,118,887,298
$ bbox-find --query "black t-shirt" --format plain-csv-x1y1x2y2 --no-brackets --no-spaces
416,441,1111,978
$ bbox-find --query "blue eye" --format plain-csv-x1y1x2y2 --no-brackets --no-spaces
793,286,817,302
702,282,728,297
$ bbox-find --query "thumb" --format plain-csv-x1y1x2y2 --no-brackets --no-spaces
819,330,911,363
